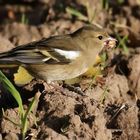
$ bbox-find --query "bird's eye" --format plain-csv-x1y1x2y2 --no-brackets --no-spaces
98,35,103,40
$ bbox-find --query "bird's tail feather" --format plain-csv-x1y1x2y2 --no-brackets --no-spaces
0,51,18,67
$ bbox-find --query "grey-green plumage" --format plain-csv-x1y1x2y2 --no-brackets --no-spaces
0,24,116,82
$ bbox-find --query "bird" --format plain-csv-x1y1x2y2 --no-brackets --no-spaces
0,24,117,83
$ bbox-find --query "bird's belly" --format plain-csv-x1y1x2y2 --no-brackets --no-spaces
27,62,89,82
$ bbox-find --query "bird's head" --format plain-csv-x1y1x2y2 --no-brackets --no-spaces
73,24,117,51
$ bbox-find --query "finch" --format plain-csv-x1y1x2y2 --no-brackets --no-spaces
0,24,116,83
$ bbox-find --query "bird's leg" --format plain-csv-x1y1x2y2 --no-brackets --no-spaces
43,81,86,96
62,83,86,96
43,81,63,93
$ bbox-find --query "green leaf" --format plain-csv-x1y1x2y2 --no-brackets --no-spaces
116,33,129,55
21,13,28,24
66,7,88,21
0,70,24,116
100,86,109,104
21,95,36,137
102,0,109,10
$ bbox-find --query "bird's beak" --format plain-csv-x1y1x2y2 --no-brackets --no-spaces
104,37,117,49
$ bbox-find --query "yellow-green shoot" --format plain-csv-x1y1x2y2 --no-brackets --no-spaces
21,13,28,24
0,70,36,140
115,33,129,55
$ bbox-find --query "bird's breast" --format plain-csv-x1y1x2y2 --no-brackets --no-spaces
26,57,90,82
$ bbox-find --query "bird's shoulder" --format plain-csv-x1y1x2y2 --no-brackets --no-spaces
14,34,80,51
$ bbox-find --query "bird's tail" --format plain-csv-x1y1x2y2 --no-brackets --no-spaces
0,51,18,67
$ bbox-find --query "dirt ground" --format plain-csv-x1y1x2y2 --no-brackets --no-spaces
0,0,140,140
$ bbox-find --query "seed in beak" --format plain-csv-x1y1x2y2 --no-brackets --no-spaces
104,37,117,49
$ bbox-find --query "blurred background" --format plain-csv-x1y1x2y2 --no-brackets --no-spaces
0,1,140,140
0,0,139,47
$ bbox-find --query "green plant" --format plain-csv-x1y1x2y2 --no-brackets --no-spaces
0,70,36,140
115,33,129,55
66,0,97,24
21,13,28,24
66,7,88,22
100,52,108,69
102,0,109,10
117,0,125,4
100,86,109,104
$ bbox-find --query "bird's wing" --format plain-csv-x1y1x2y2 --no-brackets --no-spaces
0,35,81,64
